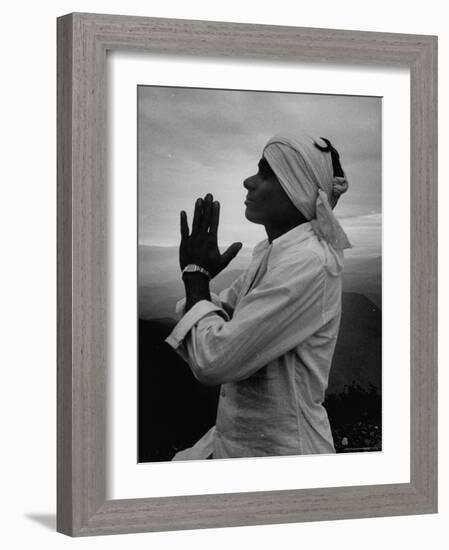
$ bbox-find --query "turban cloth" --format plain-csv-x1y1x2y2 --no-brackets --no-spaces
263,134,352,250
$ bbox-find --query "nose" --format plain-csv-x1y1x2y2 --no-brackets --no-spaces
243,174,256,190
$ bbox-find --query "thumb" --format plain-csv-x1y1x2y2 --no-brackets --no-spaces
221,242,243,268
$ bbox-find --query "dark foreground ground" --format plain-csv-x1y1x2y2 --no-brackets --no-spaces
138,318,382,462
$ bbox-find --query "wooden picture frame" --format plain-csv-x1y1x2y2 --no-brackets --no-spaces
57,12,437,536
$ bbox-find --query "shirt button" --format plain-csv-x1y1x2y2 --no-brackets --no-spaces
221,388,226,397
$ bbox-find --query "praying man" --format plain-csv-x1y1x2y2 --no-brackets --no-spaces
165,133,351,460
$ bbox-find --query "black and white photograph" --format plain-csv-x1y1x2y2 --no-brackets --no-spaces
137,85,382,463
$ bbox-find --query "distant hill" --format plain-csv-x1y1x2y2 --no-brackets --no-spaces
327,292,381,394
342,255,381,308
344,255,381,274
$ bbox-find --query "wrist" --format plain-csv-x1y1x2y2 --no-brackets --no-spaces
182,271,211,312
182,271,210,287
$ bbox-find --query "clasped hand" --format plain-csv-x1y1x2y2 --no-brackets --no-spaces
179,194,242,279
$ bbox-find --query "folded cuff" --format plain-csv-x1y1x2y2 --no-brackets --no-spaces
165,299,229,349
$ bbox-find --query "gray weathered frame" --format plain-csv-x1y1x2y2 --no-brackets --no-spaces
57,12,437,537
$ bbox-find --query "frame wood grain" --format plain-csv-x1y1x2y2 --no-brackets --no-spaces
57,12,437,536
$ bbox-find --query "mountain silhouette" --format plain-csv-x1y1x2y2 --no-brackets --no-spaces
328,292,381,394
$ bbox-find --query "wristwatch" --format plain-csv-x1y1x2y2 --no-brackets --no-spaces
182,264,211,280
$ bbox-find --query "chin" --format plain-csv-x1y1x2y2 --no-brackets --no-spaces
244,207,265,225
245,212,265,225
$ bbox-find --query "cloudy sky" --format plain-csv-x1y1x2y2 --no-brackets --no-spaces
138,86,381,258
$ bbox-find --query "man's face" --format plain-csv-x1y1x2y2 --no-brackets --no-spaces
243,157,301,227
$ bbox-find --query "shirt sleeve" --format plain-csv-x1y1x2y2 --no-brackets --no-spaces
216,271,246,318
166,300,230,349
165,251,328,386
172,271,246,322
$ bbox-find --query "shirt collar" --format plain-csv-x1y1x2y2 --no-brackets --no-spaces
253,222,315,257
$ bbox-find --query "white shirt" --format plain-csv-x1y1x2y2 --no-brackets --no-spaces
166,222,343,458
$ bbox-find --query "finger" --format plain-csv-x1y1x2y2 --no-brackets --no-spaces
180,211,189,239
221,242,243,268
209,201,220,237
192,198,203,234
201,193,213,231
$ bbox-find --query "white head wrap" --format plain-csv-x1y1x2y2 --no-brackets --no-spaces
263,133,352,250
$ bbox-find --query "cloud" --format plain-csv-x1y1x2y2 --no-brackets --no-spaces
341,213,382,226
